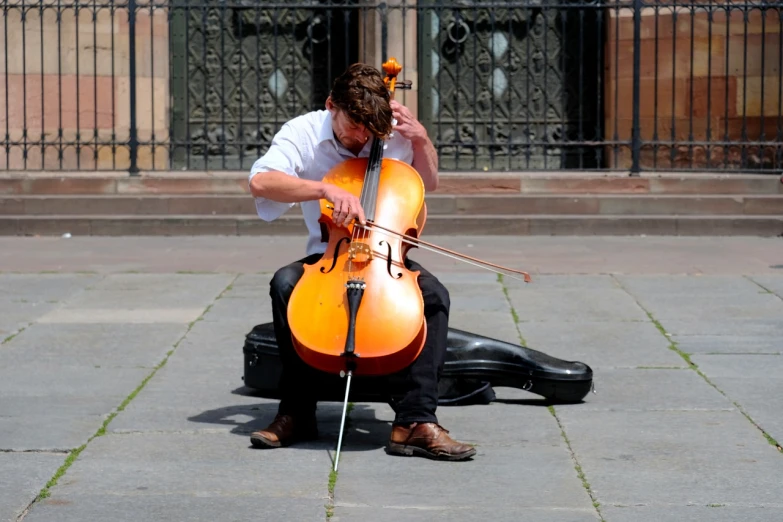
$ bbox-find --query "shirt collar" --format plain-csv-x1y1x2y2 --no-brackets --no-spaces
318,111,336,146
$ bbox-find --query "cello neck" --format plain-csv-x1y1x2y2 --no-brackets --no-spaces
357,58,407,222
359,137,384,222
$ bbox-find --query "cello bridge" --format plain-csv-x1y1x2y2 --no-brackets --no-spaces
348,242,373,263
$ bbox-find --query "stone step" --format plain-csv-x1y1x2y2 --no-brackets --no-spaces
2,214,782,237
1,173,781,196
2,194,781,216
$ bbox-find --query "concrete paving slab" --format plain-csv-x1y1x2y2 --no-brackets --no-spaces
0,305,48,342
112,397,282,438
0,360,149,449
41,432,332,500
335,445,592,511
413,402,564,448
0,274,100,299
601,505,783,522
0,323,185,368
434,272,499,285
24,495,326,522
517,321,685,369
616,275,783,322
331,505,599,522
0,452,65,522
37,308,206,324
654,319,783,337
748,274,783,297
506,288,649,323
0,274,99,339
170,321,255,363
342,399,563,450
553,368,732,412
447,310,520,344
107,318,343,441
222,273,273,298
692,354,783,380
448,283,511,313
698,381,783,457
616,274,771,297
107,354,277,435
626,296,782,324
54,273,234,310
507,275,622,290
0,363,149,399
557,410,783,507
199,295,272,324
0,408,107,451
673,335,782,354
691,354,783,446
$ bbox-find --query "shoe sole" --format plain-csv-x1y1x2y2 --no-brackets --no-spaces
250,434,282,449
386,442,476,461
250,431,318,449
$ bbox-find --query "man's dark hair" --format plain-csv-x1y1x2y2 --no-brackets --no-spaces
329,63,392,138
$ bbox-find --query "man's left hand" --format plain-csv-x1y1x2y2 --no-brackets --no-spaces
390,100,428,145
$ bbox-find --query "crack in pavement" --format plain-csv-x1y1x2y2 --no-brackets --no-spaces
613,275,783,455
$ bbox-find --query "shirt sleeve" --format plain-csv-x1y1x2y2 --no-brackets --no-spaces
388,129,414,165
248,122,307,222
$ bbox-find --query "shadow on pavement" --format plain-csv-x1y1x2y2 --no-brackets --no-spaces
187,388,393,452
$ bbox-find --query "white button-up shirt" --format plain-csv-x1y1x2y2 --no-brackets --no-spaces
249,109,414,256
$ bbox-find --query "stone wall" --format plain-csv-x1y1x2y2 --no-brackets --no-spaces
359,1,419,119
605,5,780,170
0,3,168,170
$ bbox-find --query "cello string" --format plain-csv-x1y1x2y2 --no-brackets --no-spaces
364,136,382,254
350,135,380,281
360,136,382,280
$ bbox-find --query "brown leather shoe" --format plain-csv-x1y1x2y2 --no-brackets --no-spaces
387,422,476,461
250,414,318,448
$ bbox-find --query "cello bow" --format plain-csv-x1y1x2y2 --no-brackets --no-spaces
324,204,532,283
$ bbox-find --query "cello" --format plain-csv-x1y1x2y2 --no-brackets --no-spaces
286,58,531,470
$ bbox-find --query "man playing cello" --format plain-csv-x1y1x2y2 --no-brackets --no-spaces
247,63,476,461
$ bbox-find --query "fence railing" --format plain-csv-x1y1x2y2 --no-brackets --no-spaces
0,0,780,174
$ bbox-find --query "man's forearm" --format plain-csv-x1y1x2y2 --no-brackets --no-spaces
412,137,439,191
249,170,325,203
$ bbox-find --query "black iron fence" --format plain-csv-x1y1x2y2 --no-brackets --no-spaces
0,0,780,173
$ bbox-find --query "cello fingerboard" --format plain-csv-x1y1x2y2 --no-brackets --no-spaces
358,136,385,223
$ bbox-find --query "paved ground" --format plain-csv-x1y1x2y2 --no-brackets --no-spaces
1,235,782,522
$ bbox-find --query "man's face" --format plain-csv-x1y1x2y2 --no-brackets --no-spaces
328,100,372,151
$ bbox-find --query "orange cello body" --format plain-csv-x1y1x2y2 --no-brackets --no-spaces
286,154,429,376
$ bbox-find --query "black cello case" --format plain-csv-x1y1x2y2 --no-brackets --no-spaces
242,323,594,405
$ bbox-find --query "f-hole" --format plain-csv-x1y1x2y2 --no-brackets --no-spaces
321,237,351,274
380,240,402,279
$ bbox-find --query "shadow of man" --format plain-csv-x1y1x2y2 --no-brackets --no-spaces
187,387,393,453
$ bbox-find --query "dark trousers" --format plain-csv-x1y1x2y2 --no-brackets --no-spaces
270,253,450,425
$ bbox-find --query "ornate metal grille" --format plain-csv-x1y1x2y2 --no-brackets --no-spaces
418,2,602,170
4,1,771,172
169,1,601,172
170,1,358,170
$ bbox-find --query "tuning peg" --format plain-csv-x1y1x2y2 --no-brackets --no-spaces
397,80,413,90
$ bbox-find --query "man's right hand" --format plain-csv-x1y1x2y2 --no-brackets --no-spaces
321,183,366,227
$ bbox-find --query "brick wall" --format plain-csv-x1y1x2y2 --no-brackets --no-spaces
605,5,781,170
0,3,168,170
